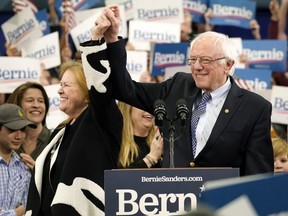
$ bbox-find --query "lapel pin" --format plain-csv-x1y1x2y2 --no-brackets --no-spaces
224,109,229,113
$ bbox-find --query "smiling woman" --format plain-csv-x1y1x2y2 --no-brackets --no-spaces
6,82,50,169
117,101,163,168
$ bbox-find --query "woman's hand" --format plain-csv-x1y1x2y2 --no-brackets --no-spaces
20,153,35,170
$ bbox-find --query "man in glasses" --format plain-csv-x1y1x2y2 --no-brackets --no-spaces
97,5,273,176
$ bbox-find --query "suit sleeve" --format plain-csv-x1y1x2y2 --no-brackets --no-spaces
243,101,274,175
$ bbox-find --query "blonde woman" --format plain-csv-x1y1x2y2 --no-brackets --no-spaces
118,101,163,168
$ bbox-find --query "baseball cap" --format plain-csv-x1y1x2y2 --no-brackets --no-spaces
0,103,37,130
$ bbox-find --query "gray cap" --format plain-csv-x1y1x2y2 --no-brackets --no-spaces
0,103,37,130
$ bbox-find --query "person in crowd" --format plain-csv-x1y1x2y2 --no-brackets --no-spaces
268,0,280,39
181,10,193,42
0,103,36,216
278,0,288,40
98,5,274,176
272,137,288,174
6,82,50,170
25,22,123,216
118,101,163,168
267,0,288,140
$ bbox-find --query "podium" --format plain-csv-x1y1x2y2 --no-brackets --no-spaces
104,168,239,215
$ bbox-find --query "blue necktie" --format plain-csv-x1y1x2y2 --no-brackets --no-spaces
191,93,211,157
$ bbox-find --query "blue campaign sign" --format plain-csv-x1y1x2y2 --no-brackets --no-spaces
183,0,208,23
55,0,103,18
150,42,189,76
209,0,256,29
104,168,239,215
200,173,288,216
234,68,272,90
35,9,50,35
243,40,287,72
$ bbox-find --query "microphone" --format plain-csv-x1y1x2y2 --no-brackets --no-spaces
176,99,189,126
153,99,166,127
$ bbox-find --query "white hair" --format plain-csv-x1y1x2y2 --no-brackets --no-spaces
190,31,240,75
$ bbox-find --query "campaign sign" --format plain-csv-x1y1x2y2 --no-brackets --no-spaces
105,0,133,20
150,42,189,76
242,40,287,72
133,0,183,23
105,168,239,215
0,57,41,93
1,7,43,50
127,50,148,81
183,0,208,23
209,0,256,29
128,20,180,51
200,173,288,216
21,31,61,69
35,9,50,35
45,84,68,130
270,85,288,125
234,68,272,91
75,7,103,24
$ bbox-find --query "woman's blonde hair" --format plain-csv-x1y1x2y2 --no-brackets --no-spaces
118,101,155,167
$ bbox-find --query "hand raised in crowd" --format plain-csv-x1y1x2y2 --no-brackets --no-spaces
278,0,288,40
20,153,35,170
269,0,280,21
204,8,214,32
5,42,21,56
250,19,261,40
39,63,51,86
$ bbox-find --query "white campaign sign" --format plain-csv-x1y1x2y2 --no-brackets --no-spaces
271,85,288,125
127,50,148,81
128,20,180,51
133,0,183,23
1,7,43,50
21,31,61,69
44,84,68,130
0,57,41,93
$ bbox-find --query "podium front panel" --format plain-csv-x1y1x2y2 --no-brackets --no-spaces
104,168,239,215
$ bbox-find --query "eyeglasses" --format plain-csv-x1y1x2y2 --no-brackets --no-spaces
187,56,226,65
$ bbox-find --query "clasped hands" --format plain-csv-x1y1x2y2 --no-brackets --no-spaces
91,4,120,43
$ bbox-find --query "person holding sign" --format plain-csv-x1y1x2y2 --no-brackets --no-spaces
98,5,273,176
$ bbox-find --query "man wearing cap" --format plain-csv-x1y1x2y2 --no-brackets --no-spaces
0,103,36,216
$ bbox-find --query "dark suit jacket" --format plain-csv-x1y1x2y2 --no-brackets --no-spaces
108,39,273,176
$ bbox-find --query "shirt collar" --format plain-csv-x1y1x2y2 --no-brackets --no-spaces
0,151,21,165
209,78,231,106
